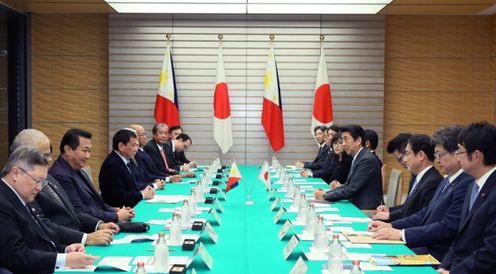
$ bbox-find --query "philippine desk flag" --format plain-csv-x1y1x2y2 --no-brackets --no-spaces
261,44,285,152
311,45,334,135
225,162,242,193
258,161,271,190
213,44,233,154
154,44,180,127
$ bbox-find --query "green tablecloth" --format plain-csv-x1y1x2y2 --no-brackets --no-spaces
59,165,437,274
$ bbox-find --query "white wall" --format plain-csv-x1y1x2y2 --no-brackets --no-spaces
109,14,384,165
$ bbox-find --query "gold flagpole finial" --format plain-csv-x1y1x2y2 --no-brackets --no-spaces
320,34,325,42
166,33,171,41
218,34,223,41
269,34,275,42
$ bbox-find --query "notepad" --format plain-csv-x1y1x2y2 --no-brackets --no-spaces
146,195,190,204
55,256,133,272
370,254,441,266
345,234,404,245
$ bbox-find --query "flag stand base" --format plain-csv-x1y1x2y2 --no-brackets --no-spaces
245,193,254,206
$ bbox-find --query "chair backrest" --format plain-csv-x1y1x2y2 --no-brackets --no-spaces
385,168,402,207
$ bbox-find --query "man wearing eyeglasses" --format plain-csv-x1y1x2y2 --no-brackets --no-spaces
10,129,118,246
374,134,442,222
369,126,473,262
438,121,496,274
0,147,99,273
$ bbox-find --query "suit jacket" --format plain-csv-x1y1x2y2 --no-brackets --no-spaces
99,151,143,208
324,148,383,210
389,166,442,221
135,148,168,180
49,157,118,223
392,172,473,261
0,180,60,274
143,140,177,176
440,170,496,273
313,153,352,184
33,174,101,233
175,150,190,165
304,143,330,170
164,139,182,171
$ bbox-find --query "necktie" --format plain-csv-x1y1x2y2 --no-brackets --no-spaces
439,178,450,194
468,183,480,212
159,147,170,170
408,175,418,195
44,182,64,205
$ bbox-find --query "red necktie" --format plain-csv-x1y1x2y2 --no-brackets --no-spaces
160,147,170,170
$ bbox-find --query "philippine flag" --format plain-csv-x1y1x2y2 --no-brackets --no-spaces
225,162,242,193
154,44,180,127
261,44,285,152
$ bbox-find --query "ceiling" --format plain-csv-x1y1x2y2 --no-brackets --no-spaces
2,0,496,15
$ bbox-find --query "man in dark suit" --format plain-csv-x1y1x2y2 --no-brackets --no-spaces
143,123,193,181
10,129,117,243
295,126,330,170
438,122,496,274
0,147,98,273
169,125,197,167
49,128,134,223
314,125,383,210
143,123,181,177
99,129,155,208
369,126,472,261
364,129,383,167
374,134,442,221
164,133,194,172
127,125,170,188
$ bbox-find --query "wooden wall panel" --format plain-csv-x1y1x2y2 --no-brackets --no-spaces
384,15,496,193
31,14,108,188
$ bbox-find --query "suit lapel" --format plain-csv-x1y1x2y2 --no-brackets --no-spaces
346,148,364,183
421,176,460,223
0,182,55,247
458,172,496,231
47,179,80,226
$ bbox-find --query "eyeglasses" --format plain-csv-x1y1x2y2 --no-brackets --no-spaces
455,150,468,156
395,152,406,163
17,167,48,188
43,153,52,162
434,151,450,160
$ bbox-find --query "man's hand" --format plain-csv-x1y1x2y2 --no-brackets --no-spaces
141,185,155,199
65,252,99,269
372,227,401,241
86,229,114,245
116,207,133,222
372,211,390,221
376,205,390,213
294,161,304,168
368,220,391,232
437,268,449,274
330,180,341,189
97,222,120,234
181,163,190,171
180,171,195,178
169,175,182,182
154,179,165,190
300,169,310,177
314,189,326,200
189,161,198,167
65,243,85,253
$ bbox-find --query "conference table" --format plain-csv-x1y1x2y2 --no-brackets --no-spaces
58,165,438,274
